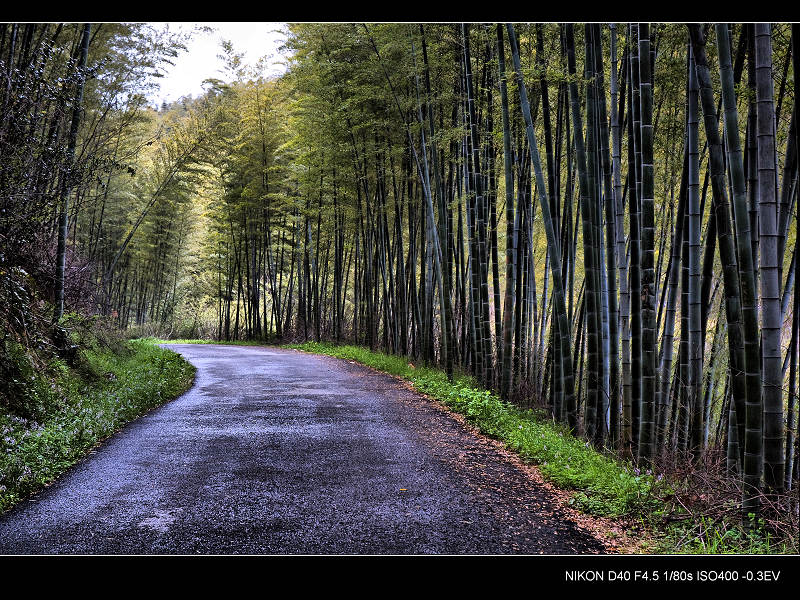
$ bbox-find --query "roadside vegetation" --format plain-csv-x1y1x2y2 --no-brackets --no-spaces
0,269,195,513
0,335,194,513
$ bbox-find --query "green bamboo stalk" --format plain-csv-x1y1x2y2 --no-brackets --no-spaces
687,24,754,520
637,23,657,465
715,23,764,503
497,24,517,401
629,25,643,455
754,23,784,494
564,23,600,440
687,44,704,457
507,23,576,430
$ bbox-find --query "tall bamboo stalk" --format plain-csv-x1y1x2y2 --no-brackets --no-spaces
507,23,576,430
754,23,784,494
637,23,657,464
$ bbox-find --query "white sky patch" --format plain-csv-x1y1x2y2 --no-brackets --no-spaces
148,22,289,107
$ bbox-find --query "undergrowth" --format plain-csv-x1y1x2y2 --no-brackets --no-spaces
654,516,794,554
0,338,195,513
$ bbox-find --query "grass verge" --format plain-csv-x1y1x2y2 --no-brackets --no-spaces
0,339,195,513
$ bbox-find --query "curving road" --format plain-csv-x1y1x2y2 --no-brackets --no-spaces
0,344,605,554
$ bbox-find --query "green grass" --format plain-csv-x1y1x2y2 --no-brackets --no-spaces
285,341,658,518
0,339,195,513
653,516,795,554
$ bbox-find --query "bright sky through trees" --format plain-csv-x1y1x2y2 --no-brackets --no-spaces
149,22,288,107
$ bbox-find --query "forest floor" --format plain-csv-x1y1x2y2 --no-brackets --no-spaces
0,343,625,554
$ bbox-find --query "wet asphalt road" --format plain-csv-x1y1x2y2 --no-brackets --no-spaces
0,344,605,555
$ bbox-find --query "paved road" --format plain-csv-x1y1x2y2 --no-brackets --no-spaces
0,344,605,554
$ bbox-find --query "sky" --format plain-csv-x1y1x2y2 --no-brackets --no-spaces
148,22,289,107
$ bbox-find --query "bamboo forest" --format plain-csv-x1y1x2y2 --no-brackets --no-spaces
1,22,799,557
